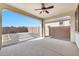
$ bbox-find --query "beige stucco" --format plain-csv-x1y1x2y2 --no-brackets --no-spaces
76,33,79,48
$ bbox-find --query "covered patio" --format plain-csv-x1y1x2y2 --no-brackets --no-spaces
0,3,79,56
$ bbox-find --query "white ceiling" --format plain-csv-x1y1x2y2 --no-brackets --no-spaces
7,3,77,19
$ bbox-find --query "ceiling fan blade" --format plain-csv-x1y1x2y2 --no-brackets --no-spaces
45,10,49,14
35,9,42,10
41,3,45,8
46,6,54,9
39,11,42,14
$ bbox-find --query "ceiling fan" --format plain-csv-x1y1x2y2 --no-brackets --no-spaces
35,3,54,14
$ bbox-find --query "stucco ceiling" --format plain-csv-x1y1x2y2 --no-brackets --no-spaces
7,3,77,19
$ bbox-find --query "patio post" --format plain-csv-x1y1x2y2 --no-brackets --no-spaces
41,19,45,37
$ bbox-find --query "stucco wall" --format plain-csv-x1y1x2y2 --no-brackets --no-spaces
75,33,79,48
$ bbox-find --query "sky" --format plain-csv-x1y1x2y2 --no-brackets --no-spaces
2,9,41,27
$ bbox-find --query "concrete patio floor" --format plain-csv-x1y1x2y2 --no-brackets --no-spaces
2,32,40,46
0,37,79,56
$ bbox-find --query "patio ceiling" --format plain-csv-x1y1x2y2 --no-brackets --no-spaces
7,3,77,20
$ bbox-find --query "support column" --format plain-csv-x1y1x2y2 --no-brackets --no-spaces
41,19,45,37
70,12,76,42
